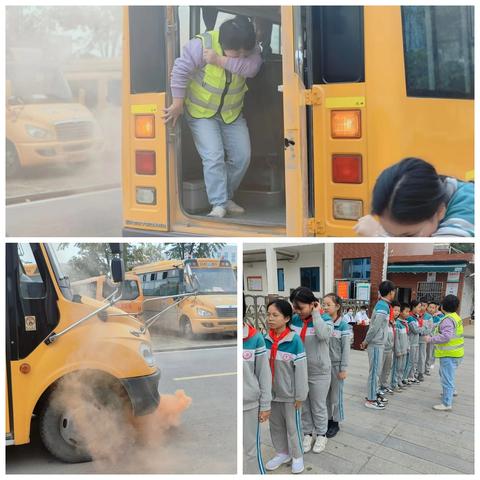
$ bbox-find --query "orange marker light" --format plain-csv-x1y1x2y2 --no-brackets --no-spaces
331,110,361,138
135,115,155,138
20,363,31,374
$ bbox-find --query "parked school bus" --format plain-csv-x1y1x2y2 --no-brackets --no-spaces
6,48,103,177
133,258,237,337
71,273,144,316
122,5,473,237
6,243,159,462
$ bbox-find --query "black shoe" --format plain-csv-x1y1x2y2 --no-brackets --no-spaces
417,373,424,382
326,421,340,438
377,393,388,403
327,418,333,430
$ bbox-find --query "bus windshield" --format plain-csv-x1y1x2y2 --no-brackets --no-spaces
189,267,236,294
6,63,73,105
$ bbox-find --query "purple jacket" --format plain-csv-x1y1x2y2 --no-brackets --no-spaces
170,37,263,99
429,317,456,344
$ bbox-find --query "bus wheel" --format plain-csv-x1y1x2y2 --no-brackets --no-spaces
6,140,21,178
39,376,133,463
180,317,195,339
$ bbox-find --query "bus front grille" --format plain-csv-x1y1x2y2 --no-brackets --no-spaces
55,121,94,141
216,307,237,318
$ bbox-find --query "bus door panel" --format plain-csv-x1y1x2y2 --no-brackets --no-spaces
281,6,310,236
123,6,170,232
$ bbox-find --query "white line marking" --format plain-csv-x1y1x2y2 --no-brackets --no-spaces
174,372,237,381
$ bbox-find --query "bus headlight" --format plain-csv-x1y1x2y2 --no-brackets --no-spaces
196,308,213,317
25,124,52,139
139,342,155,367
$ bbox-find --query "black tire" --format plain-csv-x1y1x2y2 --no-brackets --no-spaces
39,375,133,463
180,316,195,339
6,140,21,178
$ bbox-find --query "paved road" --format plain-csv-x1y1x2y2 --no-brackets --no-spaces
6,188,123,237
259,338,474,474
6,346,237,474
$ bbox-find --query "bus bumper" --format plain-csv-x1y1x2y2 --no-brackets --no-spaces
121,369,161,416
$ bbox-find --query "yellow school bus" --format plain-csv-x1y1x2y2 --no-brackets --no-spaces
6,49,104,177
71,272,144,316
6,243,159,462
121,5,473,237
133,258,237,337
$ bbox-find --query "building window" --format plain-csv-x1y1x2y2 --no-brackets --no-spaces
277,268,285,291
342,257,371,279
300,267,320,292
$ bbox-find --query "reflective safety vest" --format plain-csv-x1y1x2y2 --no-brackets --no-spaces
434,312,464,358
185,30,248,124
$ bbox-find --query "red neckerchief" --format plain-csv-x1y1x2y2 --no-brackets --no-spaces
389,306,394,322
390,316,396,342
300,316,312,343
243,324,257,342
417,313,424,328
400,318,409,333
269,328,291,381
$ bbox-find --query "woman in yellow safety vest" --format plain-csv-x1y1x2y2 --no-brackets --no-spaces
164,16,263,218
425,294,464,411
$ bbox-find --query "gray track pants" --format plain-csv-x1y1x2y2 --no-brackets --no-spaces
405,345,419,379
302,373,331,436
417,342,427,375
380,349,393,388
395,354,407,383
426,342,435,369
367,345,384,401
270,401,303,459
327,365,345,422
243,407,265,474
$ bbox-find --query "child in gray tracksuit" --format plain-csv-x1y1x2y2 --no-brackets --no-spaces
325,294,350,438
405,300,421,384
395,303,410,388
243,322,272,474
379,301,399,393
361,281,396,410
264,299,309,474
290,287,333,454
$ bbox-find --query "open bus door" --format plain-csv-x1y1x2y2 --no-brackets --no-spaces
122,6,174,233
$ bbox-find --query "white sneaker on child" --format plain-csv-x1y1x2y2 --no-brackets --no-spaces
313,435,327,453
302,434,313,453
265,453,291,471
292,457,305,474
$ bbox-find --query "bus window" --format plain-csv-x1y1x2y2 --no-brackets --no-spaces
18,243,45,300
310,6,365,84
402,6,474,99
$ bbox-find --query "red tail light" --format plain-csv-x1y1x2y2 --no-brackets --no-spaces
135,151,156,175
332,154,362,183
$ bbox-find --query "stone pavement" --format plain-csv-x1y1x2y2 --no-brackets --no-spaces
259,338,474,474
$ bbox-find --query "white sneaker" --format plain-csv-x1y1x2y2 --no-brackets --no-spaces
291,457,305,474
430,364,435,371
225,200,245,214
302,434,313,453
207,206,226,218
312,435,327,453
432,404,452,411
265,453,291,471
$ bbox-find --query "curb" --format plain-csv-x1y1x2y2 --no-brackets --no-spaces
6,183,120,205
153,342,236,353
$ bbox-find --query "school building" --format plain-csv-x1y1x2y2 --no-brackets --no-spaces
244,243,474,321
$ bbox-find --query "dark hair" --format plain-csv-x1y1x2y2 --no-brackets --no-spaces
410,299,420,310
379,280,396,297
219,15,256,51
427,300,438,307
400,302,410,312
371,158,446,224
290,286,318,306
267,299,293,326
441,295,460,313
391,300,401,308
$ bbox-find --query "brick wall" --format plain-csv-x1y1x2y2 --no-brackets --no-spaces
334,244,385,312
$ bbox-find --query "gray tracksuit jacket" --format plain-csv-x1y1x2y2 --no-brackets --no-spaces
364,298,391,346
328,317,350,371
243,324,272,411
394,319,409,356
383,321,395,352
290,310,334,376
407,315,421,346
264,330,309,402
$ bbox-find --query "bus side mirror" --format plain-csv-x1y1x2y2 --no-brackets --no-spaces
111,257,125,283
109,243,121,255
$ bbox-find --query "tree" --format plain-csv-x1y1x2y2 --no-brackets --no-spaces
164,243,226,260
